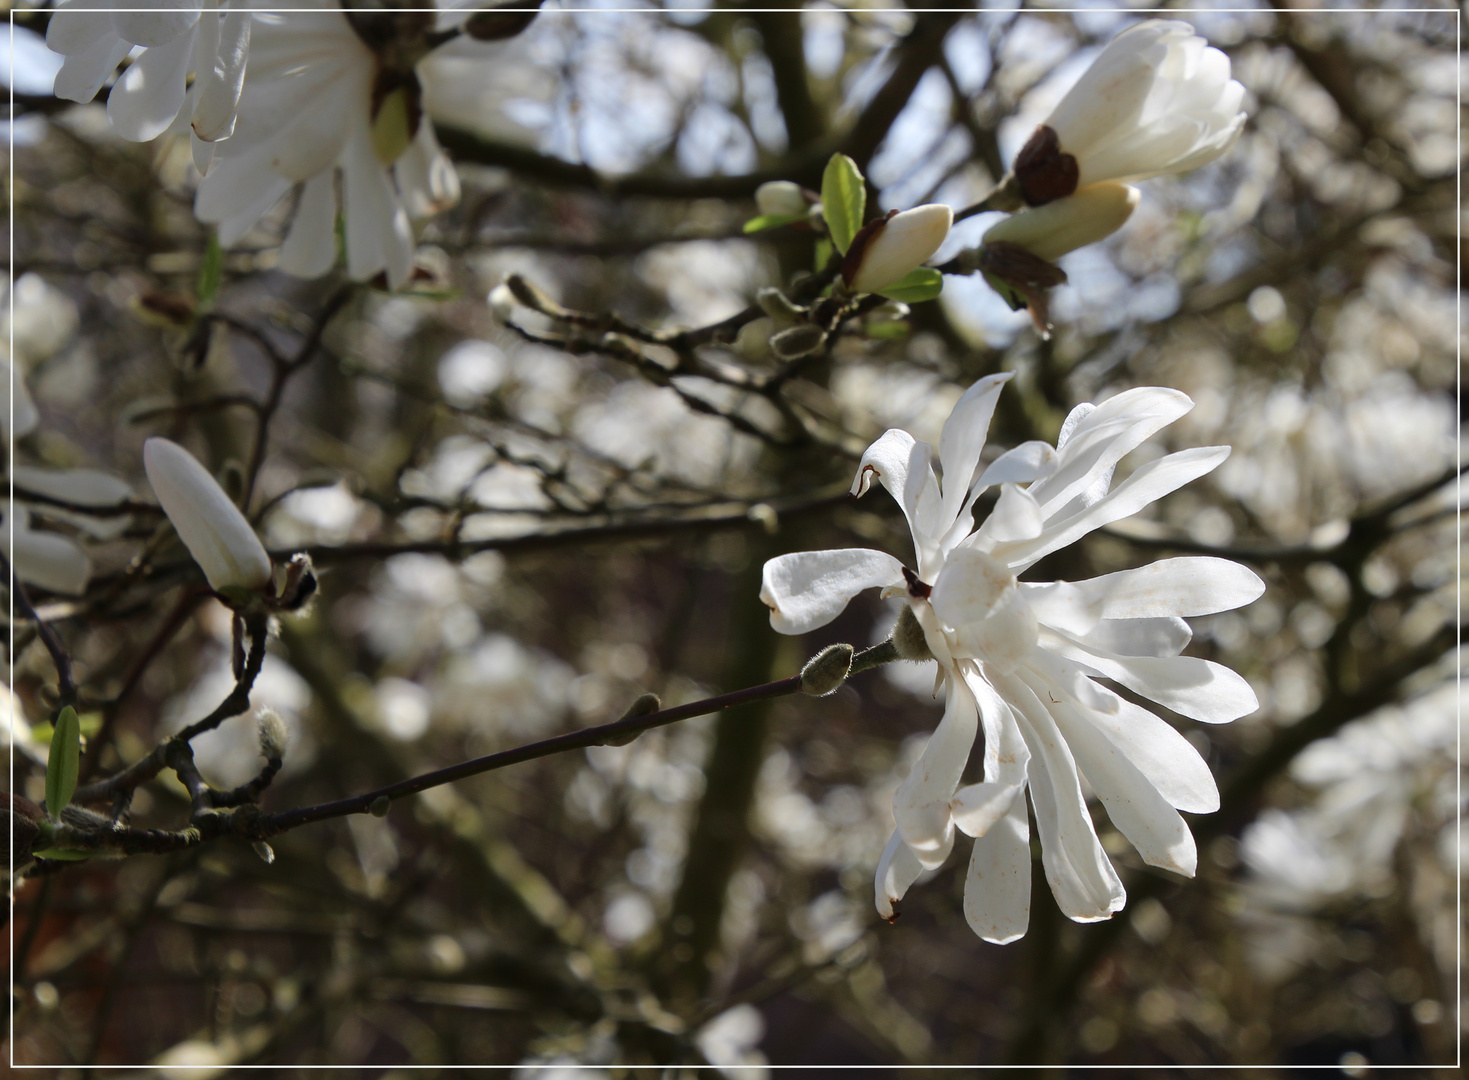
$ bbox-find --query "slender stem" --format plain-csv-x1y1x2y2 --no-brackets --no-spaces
3,553,78,707
260,673,805,835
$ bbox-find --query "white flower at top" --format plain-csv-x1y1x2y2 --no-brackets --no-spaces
1014,20,1246,205
760,373,1264,942
194,2,460,289
47,0,253,153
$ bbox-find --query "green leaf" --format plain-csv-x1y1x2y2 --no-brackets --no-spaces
821,153,865,254
196,232,223,308
45,705,81,821
742,212,808,235
31,847,93,862
865,319,911,340
876,267,944,304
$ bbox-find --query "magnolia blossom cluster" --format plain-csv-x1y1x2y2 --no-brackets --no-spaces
761,374,1263,940
974,20,1247,332
47,0,466,288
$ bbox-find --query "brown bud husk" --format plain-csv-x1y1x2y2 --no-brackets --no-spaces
976,241,1069,339
1013,125,1080,207
465,1,544,41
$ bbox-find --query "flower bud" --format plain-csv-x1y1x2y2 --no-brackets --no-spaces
769,323,828,360
843,204,952,295
143,437,272,593
464,2,542,42
256,708,291,762
800,643,855,697
754,180,810,219
982,182,1140,263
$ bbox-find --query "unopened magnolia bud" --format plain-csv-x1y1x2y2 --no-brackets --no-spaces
982,182,1139,263
602,692,662,747
464,1,542,41
755,180,810,218
756,287,806,322
369,795,391,817
843,204,952,294
257,708,290,761
892,605,935,663
800,644,855,697
769,323,828,360
144,438,273,593
252,840,276,865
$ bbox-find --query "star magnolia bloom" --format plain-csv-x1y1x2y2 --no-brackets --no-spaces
194,2,460,289
143,437,272,593
47,0,252,151
1016,20,1246,205
760,373,1264,942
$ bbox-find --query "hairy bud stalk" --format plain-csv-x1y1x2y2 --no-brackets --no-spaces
143,438,272,594
800,644,855,696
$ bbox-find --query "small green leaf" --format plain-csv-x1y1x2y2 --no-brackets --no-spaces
865,319,911,340
742,212,808,235
45,706,81,821
196,232,223,308
876,267,944,304
31,847,93,862
821,153,865,254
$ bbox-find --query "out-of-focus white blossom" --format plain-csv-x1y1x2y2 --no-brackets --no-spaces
47,0,252,154
143,437,272,593
194,2,459,289
754,180,810,218
1,502,92,596
761,374,1262,941
844,204,953,294
1016,20,1246,204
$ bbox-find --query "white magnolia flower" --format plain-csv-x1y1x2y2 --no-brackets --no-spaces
844,204,953,294
1015,20,1246,205
143,437,272,593
1,503,92,596
194,2,460,289
47,0,252,153
760,373,1263,942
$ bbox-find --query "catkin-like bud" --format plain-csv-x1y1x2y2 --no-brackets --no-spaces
257,708,290,761
800,644,855,697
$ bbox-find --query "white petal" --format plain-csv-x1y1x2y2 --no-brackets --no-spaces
1021,580,1103,637
963,795,1031,944
874,829,924,921
759,548,903,635
277,173,340,279
1026,386,1194,519
341,124,414,287
395,122,461,218
52,36,132,104
995,670,1126,922
143,438,272,592
1052,696,1197,876
1087,557,1266,619
852,428,943,575
931,548,1037,671
107,30,195,142
892,675,977,868
997,446,1230,571
12,465,130,507
1028,653,1218,813
47,0,113,56
3,509,91,596
191,132,216,176
951,780,1023,838
973,440,1058,490
190,8,251,143
936,373,1011,533
1043,629,1258,724
112,4,199,48
270,91,354,182
963,668,1031,788
1078,615,1192,658
215,174,292,247
975,483,1043,544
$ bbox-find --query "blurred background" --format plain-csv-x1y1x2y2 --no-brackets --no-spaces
2,1,1461,1071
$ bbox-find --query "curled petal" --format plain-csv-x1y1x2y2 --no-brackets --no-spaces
107,29,194,142
892,676,978,868
852,428,943,573
759,549,904,635
874,829,924,921
951,781,1023,838
936,373,1011,533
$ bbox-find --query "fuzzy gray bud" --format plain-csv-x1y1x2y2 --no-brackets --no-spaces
800,643,855,697
257,708,290,762
891,606,935,662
